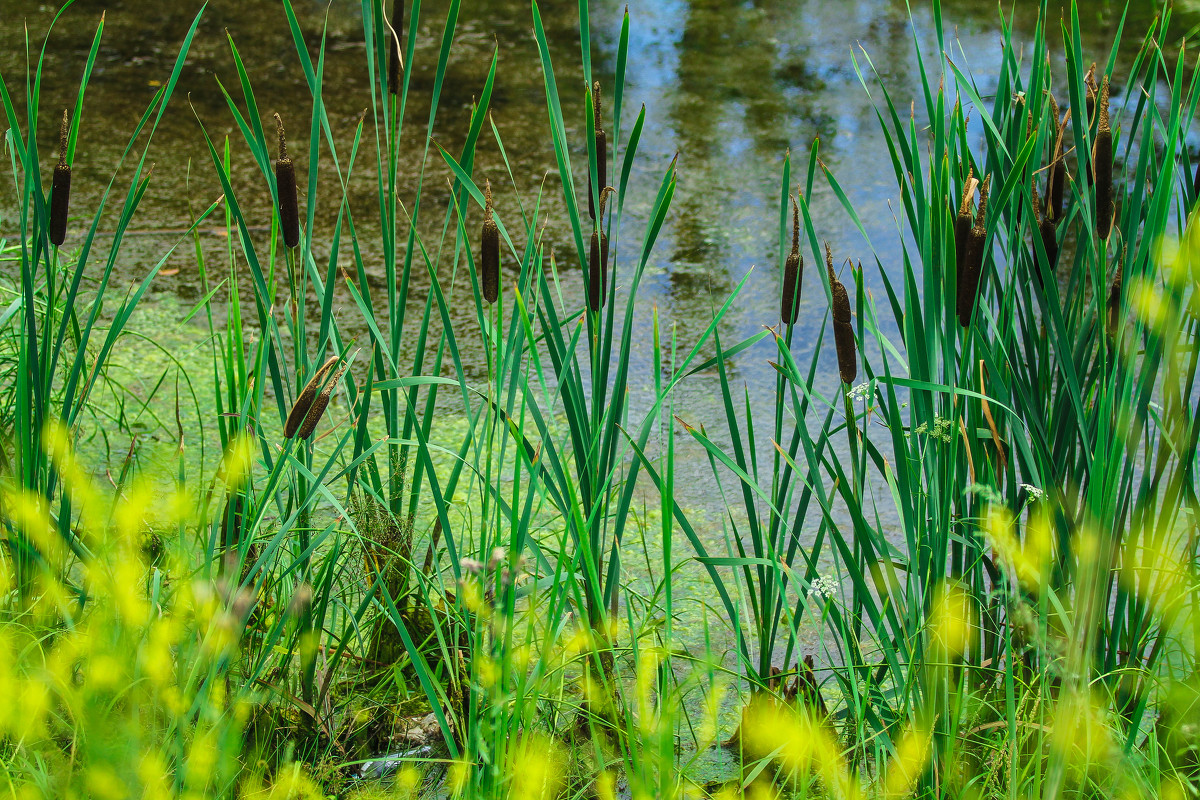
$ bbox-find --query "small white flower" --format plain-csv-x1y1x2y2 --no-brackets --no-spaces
848,381,871,401
1019,483,1045,500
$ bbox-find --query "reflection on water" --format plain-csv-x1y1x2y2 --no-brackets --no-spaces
0,0,1187,521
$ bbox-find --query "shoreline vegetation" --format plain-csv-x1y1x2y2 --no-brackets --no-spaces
2,0,1200,798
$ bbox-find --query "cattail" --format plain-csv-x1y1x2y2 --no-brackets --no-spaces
285,355,339,438
958,175,990,327
274,113,301,249
387,0,404,95
1047,94,1066,222
1030,183,1058,279
1094,77,1113,240
221,493,245,550
781,196,803,325
1106,262,1122,338
588,82,607,221
954,168,978,302
588,188,612,312
481,180,500,304
296,361,348,439
49,109,71,247
827,245,856,385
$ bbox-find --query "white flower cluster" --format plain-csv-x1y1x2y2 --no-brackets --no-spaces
1019,483,1045,500
847,382,871,402
809,575,841,601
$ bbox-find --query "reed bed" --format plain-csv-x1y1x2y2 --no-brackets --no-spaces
1,0,1198,798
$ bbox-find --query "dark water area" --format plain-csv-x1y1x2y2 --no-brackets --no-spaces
0,0,1190,525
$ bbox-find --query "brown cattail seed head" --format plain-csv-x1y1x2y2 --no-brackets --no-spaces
274,113,301,249
481,180,500,304
589,82,607,221
781,196,803,325
1106,262,1122,338
49,109,72,247
1094,77,1113,240
285,355,339,438
296,361,348,439
387,0,404,95
1048,105,1067,222
958,176,990,327
221,493,245,550
954,168,977,302
826,246,856,384
1031,183,1058,279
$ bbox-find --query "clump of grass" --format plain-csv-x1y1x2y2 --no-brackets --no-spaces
826,245,855,384
781,196,802,325
49,109,71,247
481,180,499,304
1095,76,1113,239
274,112,300,249
284,354,340,438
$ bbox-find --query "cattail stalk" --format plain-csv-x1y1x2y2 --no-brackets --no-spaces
958,175,990,327
781,196,803,325
827,245,856,385
1094,77,1113,240
274,113,301,249
387,0,404,95
285,355,339,438
588,82,607,221
481,180,500,304
49,110,71,247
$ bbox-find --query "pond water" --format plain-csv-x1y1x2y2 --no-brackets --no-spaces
0,1,1185,560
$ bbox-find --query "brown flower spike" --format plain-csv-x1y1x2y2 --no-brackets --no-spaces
954,168,978,299
387,0,404,95
49,109,71,247
958,175,990,327
1094,76,1113,240
285,355,340,439
481,180,500,304
274,113,301,249
781,196,803,325
827,245,856,385
588,82,607,221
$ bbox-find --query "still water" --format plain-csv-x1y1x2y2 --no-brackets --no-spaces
0,0,1177,525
